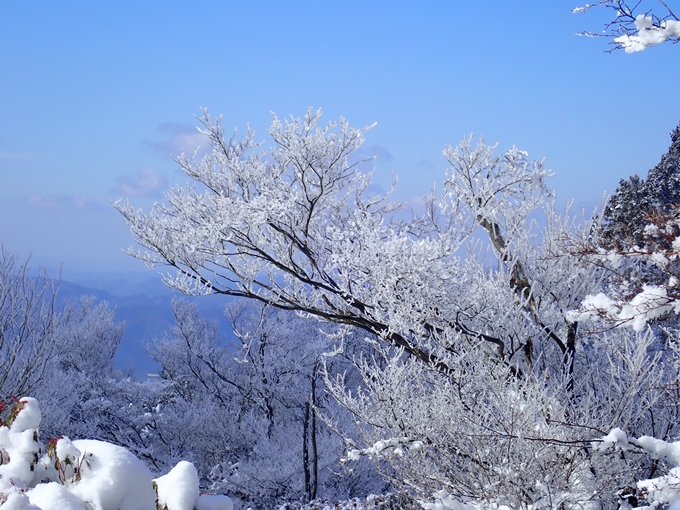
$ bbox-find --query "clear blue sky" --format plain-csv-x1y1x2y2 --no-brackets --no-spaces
2,1,679,276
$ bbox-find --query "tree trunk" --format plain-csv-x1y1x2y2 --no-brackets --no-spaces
310,364,318,500
302,400,310,502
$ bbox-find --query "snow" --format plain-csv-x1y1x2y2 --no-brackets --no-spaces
594,429,680,509
626,285,674,330
55,438,81,464
154,461,199,510
571,285,675,331
595,427,631,452
0,398,232,510
0,398,42,492
65,439,157,510
342,437,411,462
1,493,41,510
196,495,233,510
9,398,41,432
615,15,680,53
636,435,680,465
637,469,680,508
27,483,88,510
421,490,479,510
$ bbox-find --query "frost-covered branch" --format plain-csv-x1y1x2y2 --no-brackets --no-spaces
0,248,60,397
574,0,680,52
595,428,680,508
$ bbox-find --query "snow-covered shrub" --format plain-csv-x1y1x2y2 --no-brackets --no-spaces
0,396,232,510
0,397,42,503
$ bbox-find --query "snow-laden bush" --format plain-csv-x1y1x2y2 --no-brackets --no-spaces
0,397,232,510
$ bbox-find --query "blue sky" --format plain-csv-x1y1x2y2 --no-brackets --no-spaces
2,1,679,277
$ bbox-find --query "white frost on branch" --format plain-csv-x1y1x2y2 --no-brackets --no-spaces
117,108,678,507
573,1,680,51
342,437,418,462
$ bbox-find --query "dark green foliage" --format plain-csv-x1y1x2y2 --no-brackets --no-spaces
601,122,680,250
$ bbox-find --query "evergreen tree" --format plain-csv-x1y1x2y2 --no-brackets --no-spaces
601,122,680,251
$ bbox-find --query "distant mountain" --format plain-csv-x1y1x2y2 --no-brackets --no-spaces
56,280,120,303
54,276,235,376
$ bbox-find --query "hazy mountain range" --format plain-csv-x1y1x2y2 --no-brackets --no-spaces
54,272,234,376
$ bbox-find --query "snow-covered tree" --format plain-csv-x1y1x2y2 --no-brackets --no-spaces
600,122,680,251
147,299,383,509
116,109,676,507
0,248,61,398
569,123,680,331
573,0,680,52
32,295,127,439
0,247,173,473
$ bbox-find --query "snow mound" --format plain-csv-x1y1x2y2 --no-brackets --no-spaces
196,494,234,510
66,439,156,510
154,461,200,510
0,492,42,510
27,483,88,510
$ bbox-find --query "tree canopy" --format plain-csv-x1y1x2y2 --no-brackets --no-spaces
115,109,680,507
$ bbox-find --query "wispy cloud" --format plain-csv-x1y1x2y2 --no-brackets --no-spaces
408,195,428,215
365,144,394,162
143,122,209,158
417,159,435,172
351,144,394,164
112,167,167,197
0,149,40,161
25,195,104,212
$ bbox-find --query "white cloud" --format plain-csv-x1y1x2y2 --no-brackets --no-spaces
143,122,209,158
112,167,167,197
407,194,428,215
